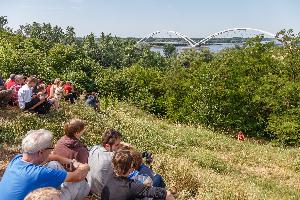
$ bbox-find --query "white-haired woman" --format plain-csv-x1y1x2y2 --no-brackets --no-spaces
0,129,90,200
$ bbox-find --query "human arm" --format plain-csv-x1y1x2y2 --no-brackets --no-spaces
48,152,89,182
64,162,90,182
166,191,175,200
48,153,74,165
49,85,54,98
131,181,167,199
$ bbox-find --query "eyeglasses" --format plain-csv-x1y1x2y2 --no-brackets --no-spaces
45,146,54,150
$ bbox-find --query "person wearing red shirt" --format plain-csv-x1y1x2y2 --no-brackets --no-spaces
6,74,16,89
64,81,75,103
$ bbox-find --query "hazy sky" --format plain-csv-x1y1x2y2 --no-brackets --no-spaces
0,0,299,37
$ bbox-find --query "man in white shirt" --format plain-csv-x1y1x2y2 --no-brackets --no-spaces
87,129,122,197
18,76,51,114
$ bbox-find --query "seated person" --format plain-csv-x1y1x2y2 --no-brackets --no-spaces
101,149,175,200
54,81,65,108
128,149,153,191
85,92,99,111
37,84,60,110
24,187,60,200
87,129,122,197
0,129,90,200
79,90,88,102
121,146,165,188
141,151,166,188
53,118,88,172
18,76,52,114
5,74,15,89
0,74,4,87
64,81,75,104
10,75,25,106
0,87,13,107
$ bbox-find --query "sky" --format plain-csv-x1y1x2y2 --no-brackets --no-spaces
0,0,299,38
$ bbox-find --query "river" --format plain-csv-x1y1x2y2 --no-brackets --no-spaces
151,43,241,54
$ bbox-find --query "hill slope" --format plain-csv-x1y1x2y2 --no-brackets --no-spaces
1,101,300,200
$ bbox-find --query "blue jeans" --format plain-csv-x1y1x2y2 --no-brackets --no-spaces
152,174,166,188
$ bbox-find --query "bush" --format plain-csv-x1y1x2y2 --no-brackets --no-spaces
2,25,300,145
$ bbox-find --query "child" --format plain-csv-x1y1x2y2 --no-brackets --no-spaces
101,149,175,200
128,150,153,187
54,81,64,100
53,119,89,172
54,81,64,108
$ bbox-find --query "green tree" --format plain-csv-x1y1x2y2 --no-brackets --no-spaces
65,26,76,45
163,43,176,58
0,16,8,30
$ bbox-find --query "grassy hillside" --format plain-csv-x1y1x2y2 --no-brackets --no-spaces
1,101,300,200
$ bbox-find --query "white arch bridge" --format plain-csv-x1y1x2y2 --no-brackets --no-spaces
137,28,276,47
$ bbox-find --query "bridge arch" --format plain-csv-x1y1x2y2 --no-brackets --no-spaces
194,27,276,47
137,30,196,47
138,28,276,48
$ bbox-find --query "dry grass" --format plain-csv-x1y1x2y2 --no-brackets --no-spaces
0,145,19,177
1,102,300,199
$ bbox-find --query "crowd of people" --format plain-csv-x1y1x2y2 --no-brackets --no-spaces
0,118,175,200
0,74,99,113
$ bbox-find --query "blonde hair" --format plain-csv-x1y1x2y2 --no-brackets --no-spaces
53,78,60,85
24,187,60,200
58,81,64,87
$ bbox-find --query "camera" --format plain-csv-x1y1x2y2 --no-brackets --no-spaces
142,151,153,165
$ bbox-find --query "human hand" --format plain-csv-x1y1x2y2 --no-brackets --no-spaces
40,96,46,102
166,190,175,200
71,159,80,169
78,163,90,171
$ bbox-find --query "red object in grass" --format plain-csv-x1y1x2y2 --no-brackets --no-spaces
237,131,245,141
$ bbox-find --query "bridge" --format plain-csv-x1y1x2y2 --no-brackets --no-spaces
137,28,276,47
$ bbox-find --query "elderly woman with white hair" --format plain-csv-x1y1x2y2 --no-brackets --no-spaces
0,129,90,200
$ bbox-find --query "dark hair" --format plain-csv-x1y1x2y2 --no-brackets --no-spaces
131,150,143,170
10,74,16,79
64,119,85,137
37,84,46,92
27,76,37,84
112,150,133,176
101,129,122,146
118,145,142,170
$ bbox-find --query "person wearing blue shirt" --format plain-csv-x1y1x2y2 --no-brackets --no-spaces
85,92,99,111
0,129,90,200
